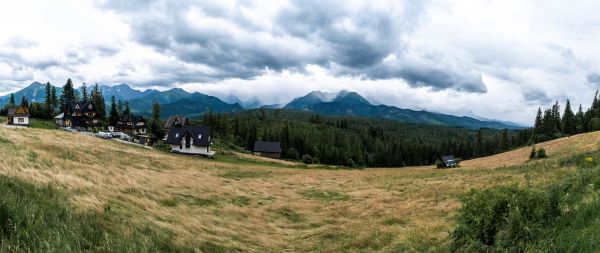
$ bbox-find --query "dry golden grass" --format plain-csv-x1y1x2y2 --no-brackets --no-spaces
0,126,598,252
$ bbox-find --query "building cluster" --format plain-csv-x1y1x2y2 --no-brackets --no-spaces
5,100,283,160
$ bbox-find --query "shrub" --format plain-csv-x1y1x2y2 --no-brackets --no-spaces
435,159,445,169
529,145,537,159
536,148,548,159
302,154,313,164
285,148,300,160
451,185,560,252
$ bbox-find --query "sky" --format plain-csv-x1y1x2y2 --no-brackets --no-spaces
1,0,600,125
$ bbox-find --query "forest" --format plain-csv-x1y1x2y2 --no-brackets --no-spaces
531,91,600,143
200,109,531,167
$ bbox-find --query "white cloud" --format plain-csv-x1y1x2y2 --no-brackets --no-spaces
0,0,599,125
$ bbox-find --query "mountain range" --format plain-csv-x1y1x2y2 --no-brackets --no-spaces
0,82,525,129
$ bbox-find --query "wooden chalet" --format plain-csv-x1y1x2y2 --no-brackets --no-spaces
113,115,147,135
253,141,282,159
7,106,30,126
165,125,214,156
59,101,100,131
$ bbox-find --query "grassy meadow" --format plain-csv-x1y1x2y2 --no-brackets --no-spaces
1,123,600,251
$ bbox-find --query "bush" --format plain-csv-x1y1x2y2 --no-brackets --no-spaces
302,154,313,164
451,186,560,252
285,148,300,160
529,145,537,159
536,148,548,159
435,159,445,169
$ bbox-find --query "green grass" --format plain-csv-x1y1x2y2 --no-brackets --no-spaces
28,118,56,129
218,169,272,180
299,189,351,201
0,174,190,252
451,148,600,252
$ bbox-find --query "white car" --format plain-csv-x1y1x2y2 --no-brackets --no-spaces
96,132,112,139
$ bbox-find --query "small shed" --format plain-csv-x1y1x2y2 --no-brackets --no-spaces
441,155,458,167
253,141,281,159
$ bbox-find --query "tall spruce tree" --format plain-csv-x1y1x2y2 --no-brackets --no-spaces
9,94,15,108
561,99,576,135
117,100,123,116
150,100,164,140
551,101,561,133
81,83,89,103
20,96,28,109
123,101,130,116
60,79,76,109
576,104,585,133
109,96,119,126
90,84,106,123
532,108,543,141
44,82,53,118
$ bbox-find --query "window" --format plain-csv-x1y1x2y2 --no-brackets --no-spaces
17,118,24,123
175,133,179,138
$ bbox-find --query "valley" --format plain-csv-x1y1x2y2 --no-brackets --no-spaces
0,121,596,251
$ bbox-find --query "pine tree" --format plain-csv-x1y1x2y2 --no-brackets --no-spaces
117,100,123,116
541,109,554,138
9,94,15,108
150,100,164,140
109,96,119,126
60,79,76,109
532,108,543,141
551,100,561,133
123,101,130,116
81,83,89,103
561,99,576,135
20,96,28,109
90,84,106,123
44,82,53,118
576,104,585,133
499,130,510,152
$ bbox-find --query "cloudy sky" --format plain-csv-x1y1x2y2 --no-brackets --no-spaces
1,0,600,125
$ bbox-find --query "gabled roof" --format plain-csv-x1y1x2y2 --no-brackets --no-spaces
165,125,211,146
164,115,188,129
253,141,281,153
8,106,30,117
65,101,97,114
118,115,145,123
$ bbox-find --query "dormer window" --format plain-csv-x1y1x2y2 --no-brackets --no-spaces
175,133,179,138
75,104,80,110
198,134,202,139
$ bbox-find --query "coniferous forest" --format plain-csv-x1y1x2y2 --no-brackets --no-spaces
531,91,600,143
201,110,531,167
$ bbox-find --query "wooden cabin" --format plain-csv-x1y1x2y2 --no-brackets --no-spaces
113,115,147,135
59,101,100,131
7,106,30,126
253,141,282,159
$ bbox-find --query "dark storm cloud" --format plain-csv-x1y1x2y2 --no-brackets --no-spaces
587,73,600,87
523,90,552,105
101,0,488,93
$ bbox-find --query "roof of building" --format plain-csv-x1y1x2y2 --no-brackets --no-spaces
442,155,458,167
54,113,64,119
164,115,189,129
118,115,145,123
165,125,211,146
8,106,30,117
65,101,97,114
253,141,281,153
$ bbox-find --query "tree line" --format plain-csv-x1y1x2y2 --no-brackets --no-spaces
531,91,600,143
200,109,531,167
1,79,163,139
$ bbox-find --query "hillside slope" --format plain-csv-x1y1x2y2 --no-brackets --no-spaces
0,126,598,251
460,131,600,168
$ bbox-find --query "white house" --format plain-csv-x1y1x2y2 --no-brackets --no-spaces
7,106,30,126
165,125,214,156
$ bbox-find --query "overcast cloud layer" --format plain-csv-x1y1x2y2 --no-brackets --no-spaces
1,0,600,125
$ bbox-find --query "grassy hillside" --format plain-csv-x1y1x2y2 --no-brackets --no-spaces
1,126,600,251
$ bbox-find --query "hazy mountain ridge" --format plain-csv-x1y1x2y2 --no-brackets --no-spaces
0,83,524,128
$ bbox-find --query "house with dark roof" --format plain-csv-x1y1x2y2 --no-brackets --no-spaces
112,115,147,135
60,101,100,131
7,106,30,126
253,141,282,159
165,125,214,156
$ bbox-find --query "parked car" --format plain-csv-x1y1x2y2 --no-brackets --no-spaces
62,127,76,132
96,132,112,139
